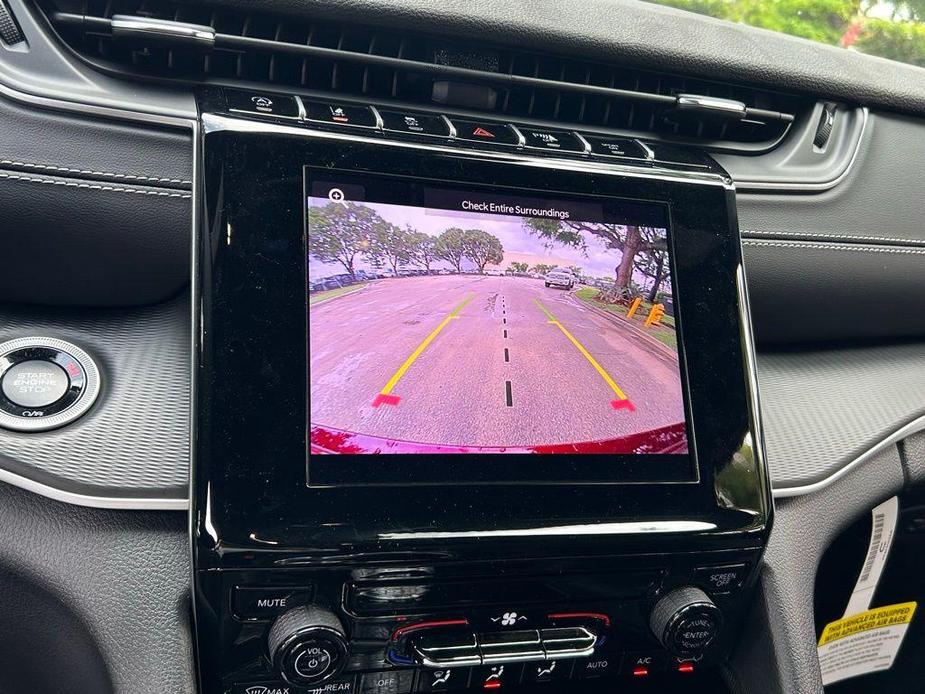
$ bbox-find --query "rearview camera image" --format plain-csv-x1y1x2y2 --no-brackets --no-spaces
308,184,688,455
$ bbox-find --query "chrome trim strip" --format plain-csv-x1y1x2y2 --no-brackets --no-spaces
735,263,773,512
368,104,385,130
201,113,733,188
735,107,869,192
110,15,216,46
772,413,925,498
379,520,717,540
508,123,527,147
441,114,457,139
572,131,593,155
676,94,747,119
0,468,187,509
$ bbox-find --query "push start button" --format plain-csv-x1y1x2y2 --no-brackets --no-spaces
2,360,69,408
0,337,101,432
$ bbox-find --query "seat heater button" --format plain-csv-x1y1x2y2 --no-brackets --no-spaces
2,360,69,408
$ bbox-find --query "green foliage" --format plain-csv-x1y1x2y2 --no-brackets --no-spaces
308,202,380,276
370,222,412,274
461,229,504,272
653,0,858,43
435,228,468,273
507,261,530,274
530,263,556,276
407,230,438,271
856,17,925,66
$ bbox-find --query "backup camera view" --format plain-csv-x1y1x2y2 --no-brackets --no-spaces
308,185,688,455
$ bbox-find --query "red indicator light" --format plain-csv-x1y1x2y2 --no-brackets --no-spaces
483,682,502,690
632,667,649,677
678,663,695,674
390,618,469,640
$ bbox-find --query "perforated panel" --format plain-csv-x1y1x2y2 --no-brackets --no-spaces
0,296,189,499
757,343,925,491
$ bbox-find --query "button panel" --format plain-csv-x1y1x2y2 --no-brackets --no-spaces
217,88,718,171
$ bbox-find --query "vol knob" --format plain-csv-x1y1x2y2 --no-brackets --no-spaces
649,586,723,657
267,606,349,686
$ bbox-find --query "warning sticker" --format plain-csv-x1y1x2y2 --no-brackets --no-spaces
818,602,917,686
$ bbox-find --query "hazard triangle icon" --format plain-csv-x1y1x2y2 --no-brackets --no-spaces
472,127,495,138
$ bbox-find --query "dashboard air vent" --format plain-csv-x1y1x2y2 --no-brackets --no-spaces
37,0,804,150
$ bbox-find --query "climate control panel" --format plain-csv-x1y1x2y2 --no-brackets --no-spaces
201,555,757,694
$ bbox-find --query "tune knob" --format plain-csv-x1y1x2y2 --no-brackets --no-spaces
267,606,349,686
649,586,723,657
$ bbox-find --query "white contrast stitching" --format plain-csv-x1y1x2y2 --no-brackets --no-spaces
0,160,191,186
0,171,192,199
741,229,924,246
742,240,925,255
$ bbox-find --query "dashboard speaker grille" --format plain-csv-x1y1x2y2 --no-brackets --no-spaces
36,0,806,150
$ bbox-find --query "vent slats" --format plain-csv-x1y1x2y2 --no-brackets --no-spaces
39,0,804,148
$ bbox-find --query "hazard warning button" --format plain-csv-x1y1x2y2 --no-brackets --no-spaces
450,119,521,146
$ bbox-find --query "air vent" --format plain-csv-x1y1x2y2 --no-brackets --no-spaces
37,0,805,150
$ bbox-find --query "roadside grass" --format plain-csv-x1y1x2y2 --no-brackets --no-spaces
309,283,366,305
574,286,678,350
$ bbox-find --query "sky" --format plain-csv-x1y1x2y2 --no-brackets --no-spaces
308,198,671,292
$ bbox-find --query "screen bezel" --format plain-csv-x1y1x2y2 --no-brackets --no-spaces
195,122,767,559
304,171,698,486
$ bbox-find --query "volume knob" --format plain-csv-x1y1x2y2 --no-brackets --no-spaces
649,586,722,657
267,606,349,686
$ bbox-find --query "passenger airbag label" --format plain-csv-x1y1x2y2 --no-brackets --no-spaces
817,602,917,686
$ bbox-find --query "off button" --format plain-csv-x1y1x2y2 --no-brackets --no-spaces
1,360,69,408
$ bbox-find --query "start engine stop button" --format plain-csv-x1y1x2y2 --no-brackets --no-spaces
0,338,100,432
2,360,70,408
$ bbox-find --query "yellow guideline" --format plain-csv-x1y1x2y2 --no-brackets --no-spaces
817,602,917,686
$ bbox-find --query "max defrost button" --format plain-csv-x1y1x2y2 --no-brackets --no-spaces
1,360,69,408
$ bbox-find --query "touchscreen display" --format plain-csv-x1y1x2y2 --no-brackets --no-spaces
307,174,691,465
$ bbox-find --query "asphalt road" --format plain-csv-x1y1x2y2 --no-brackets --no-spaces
309,275,685,447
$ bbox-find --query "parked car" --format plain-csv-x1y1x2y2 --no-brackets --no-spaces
544,269,575,289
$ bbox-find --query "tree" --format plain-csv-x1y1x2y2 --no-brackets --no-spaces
407,230,439,272
435,228,468,273
370,222,412,275
530,263,556,276
523,218,667,299
308,202,379,277
634,247,670,303
462,229,504,273
568,265,583,277
507,261,529,274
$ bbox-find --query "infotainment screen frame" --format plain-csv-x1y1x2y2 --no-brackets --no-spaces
304,171,698,486
194,114,769,559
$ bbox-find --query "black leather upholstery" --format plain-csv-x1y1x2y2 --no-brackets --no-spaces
0,482,194,694
0,94,191,307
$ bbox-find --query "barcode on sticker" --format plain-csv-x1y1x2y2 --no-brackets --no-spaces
859,514,886,584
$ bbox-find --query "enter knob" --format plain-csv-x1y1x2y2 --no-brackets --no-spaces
267,605,349,686
649,586,723,657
